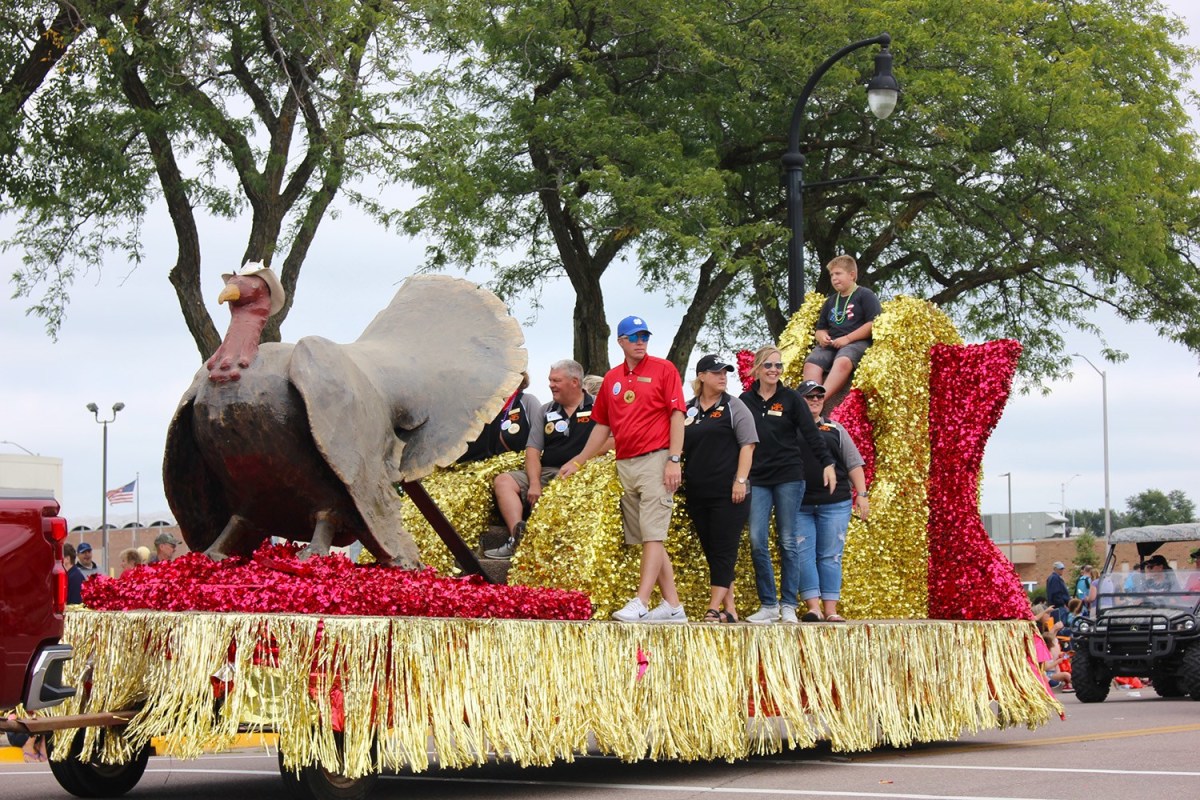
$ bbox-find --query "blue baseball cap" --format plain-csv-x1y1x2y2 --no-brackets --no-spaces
617,315,651,338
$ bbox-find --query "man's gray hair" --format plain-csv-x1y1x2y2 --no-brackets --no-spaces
549,359,584,382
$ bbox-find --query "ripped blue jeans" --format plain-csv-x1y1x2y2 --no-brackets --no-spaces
796,499,852,601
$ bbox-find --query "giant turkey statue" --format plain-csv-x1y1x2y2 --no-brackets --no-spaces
163,263,525,567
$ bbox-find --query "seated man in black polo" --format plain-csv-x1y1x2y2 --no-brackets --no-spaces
485,359,604,559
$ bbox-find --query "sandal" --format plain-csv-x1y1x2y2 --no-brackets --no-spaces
800,610,824,622
703,609,723,623
825,614,847,622
719,610,739,623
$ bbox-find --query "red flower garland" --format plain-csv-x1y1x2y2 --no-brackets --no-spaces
736,349,755,391
926,340,1030,620
81,542,593,620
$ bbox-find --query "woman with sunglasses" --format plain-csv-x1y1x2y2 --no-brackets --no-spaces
738,347,835,624
682,355,758,622
795,379,869,622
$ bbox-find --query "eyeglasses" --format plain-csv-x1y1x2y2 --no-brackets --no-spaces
761,362,784,370
805,394,826,401
621,332,650,343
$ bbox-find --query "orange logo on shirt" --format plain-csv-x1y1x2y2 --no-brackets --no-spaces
770,403,784,412
711,410,723,419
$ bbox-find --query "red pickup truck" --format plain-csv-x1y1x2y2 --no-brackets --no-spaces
0,489,74,713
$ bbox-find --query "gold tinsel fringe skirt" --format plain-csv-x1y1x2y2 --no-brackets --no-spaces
54,611,1059,777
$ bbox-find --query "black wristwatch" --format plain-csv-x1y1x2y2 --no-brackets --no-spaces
668,454,681,463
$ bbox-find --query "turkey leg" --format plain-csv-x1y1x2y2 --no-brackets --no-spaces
204,514,255,561
297,510,336,561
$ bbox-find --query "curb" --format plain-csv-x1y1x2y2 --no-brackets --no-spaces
0,747,31,763
2,732,277,763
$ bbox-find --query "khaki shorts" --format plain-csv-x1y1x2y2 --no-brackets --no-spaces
615,449,675,545
502,466,561,498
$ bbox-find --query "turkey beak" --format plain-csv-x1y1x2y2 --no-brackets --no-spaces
218,283,241,305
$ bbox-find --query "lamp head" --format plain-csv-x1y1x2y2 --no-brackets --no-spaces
113,402,125,413
866,46,900,120
86,403,99,413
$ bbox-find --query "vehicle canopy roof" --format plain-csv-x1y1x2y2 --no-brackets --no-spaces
1108,523,1200,544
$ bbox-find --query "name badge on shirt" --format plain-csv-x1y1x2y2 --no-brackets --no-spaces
546,411,562,421
767,410,783,416
636,376,652,383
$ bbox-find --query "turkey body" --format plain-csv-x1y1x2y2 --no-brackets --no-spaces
189,346,365,547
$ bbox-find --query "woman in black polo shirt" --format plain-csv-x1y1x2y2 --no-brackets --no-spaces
738,346,834,624
682,355,758,622
795,380,869,622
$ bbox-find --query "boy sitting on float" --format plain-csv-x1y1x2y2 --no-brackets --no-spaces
802,254,881,413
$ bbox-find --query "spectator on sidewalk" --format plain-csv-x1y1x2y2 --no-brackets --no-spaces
1046,561,1070,623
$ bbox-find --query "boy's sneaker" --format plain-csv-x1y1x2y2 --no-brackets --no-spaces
484,520,526,559
612,597,649,622
483,539,516,559
747,605,781,623
645,601,688,623
780,605,799,624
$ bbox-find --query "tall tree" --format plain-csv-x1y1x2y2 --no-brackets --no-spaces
3,0,420,357
399,0,1200,375
1124,489,1196,527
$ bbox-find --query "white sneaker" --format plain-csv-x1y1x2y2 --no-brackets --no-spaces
644,601,688,623
747,605,781,624
612,597,649,622
780,605,799,624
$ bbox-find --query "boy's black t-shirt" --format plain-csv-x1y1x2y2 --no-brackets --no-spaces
817,286,882,340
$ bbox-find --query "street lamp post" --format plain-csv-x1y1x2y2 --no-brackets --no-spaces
999,472,1013,560
0,440,38,456
1072,354,1110,538
1062,473,1080,532
87,401,125,568
783,34,900,314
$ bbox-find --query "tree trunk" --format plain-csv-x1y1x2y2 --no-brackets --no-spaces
105,19,218,360
528,142,623,375
572,280,611,375
666,255,740,374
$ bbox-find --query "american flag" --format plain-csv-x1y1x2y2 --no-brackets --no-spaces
106,480,136,505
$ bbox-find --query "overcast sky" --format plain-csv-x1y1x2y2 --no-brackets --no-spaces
3,2,1198,528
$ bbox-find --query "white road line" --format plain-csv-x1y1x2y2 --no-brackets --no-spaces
570,753,1200,778
381,774,1054,800
797,761,1200,778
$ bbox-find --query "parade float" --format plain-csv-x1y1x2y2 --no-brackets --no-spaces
33,269,1058,800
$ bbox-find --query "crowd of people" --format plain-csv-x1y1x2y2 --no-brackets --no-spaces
469,254,878,624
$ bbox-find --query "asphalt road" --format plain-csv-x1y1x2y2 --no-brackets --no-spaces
2,688,1197,800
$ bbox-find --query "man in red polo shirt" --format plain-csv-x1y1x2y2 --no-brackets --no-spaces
559,315,687,622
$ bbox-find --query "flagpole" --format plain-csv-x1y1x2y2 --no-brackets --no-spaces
136,471,140,529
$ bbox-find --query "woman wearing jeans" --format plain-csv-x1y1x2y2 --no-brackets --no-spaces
795,380,869,621
738,346,835,623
